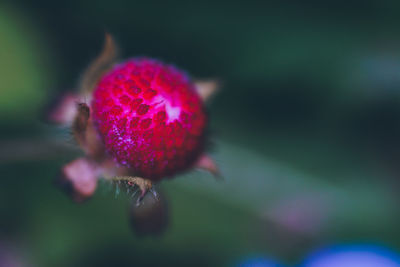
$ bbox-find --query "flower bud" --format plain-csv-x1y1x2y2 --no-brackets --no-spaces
56,158,98,203
129,190,169,236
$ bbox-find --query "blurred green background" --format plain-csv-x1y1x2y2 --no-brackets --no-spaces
2,0,400,266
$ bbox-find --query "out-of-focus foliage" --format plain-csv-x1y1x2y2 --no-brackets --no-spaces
0,4,53,121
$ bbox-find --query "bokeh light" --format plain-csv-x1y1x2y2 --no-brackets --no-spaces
300,244,400,267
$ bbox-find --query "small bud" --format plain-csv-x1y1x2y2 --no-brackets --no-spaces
195,154,221,178
56,157,98,203
129,189,169,237
194,80,219,102
46,93,79,124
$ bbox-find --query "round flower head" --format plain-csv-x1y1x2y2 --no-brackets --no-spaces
91,58,207,180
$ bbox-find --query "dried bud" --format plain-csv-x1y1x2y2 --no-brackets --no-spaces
72,103,90,134
79,32,118,94
129,190,169,237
